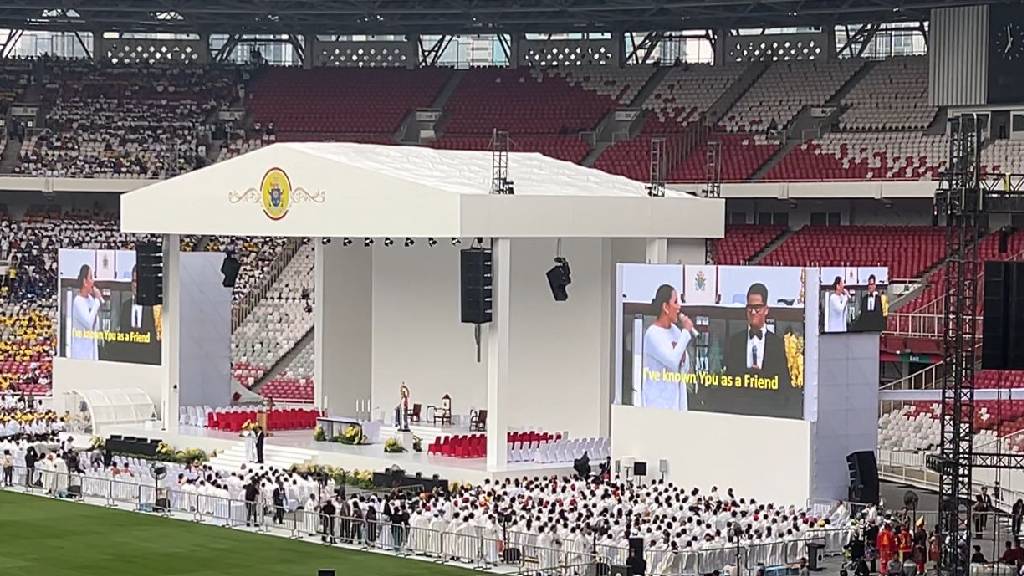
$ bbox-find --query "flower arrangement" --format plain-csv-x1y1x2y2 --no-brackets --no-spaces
384,436,406,453
783,332,805,388
287,464,375,489
313,426,326,442
337,425,366,445
153,442,208,464
89,436,105,450
412,435,423,453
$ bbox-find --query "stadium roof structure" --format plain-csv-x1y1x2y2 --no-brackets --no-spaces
0,0,1000,34
119,142,723,239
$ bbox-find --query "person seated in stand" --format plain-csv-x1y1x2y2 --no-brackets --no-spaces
1001,541,1024,565
972,544,988,564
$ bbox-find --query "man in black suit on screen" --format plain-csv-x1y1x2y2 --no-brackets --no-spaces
722,282,800,418
856,274,885,332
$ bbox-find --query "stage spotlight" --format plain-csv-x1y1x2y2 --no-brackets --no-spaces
342,238,352,247
384,237,394,247
363,238,374,247
404,238,415,248
321,237,331,245
428,238,437,247
546,257,571,301
451,238,462,246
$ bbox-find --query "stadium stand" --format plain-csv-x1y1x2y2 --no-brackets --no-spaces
247,67,450,141
982,138,1024,174
15,62,237,178
544,64,655,106
720,59,863,133
642,63,745,133
669,132,778,182
257,342,313,403
230,242,314,393
766,132,949,181
711,224,787,265
761,225,946,279
837,56,936,132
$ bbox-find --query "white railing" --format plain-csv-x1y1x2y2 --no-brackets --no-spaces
1,466,852,575
885,312,983,339
231,237,304,331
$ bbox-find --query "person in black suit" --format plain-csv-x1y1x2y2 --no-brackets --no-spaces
722,282,801,419
255,426,265,464
856,274,885,332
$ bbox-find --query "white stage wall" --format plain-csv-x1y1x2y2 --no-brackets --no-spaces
506,238,610,438
315,240,373,417
611,404,812,506
178,253,233,409
370,242,488,419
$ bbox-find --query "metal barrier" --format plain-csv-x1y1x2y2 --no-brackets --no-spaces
0,465,854,575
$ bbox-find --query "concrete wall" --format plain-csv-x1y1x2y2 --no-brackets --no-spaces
612,405,812,505
811,333,881,501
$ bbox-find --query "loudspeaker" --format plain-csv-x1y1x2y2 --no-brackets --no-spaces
221,254,241,288
460,248,492,324
633,461,647,477
546,258,571,301
135,241,163,306
317,571,336,576
983,261,1024,370
846,451,879,504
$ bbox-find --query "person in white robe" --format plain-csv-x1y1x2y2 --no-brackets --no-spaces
481,515,500,565
69,264,104,361
429,513,449,558
243,430,256,463
642,285,698,411
303,494,319,535
825,277,850,333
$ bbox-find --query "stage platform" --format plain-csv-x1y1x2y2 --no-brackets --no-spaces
102,422,576,485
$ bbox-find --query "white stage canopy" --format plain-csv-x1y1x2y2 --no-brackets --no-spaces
120,143,723,239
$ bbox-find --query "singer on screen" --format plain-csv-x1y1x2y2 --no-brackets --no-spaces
642,284,698,411
725,283,790,388
70,264,103,361
825,276,850,333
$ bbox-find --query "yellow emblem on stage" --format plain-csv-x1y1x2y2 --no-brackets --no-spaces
260,167,292,220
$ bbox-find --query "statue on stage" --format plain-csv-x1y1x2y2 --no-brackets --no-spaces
395,383,411,431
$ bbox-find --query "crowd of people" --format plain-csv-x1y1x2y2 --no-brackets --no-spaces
13,60,242,178
0,445,857,574
0,396,64,440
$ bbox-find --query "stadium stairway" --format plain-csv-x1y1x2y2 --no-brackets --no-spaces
626,65,673,108
706,61,769,124
252,327,313,393
750,105,843,181
748,228,794,264
207,442,318,472
397,70,465,144
0,135,21,173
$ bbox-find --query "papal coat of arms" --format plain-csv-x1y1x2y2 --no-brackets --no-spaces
694,270,707,292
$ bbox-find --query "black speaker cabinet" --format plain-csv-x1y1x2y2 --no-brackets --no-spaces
846,451,879,504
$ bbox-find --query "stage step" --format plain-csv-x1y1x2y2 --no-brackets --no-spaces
208,442,318,472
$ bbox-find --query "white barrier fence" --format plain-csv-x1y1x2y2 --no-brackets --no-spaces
1,465,851,575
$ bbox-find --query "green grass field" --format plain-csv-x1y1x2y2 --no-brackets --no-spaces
0,490,475,576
